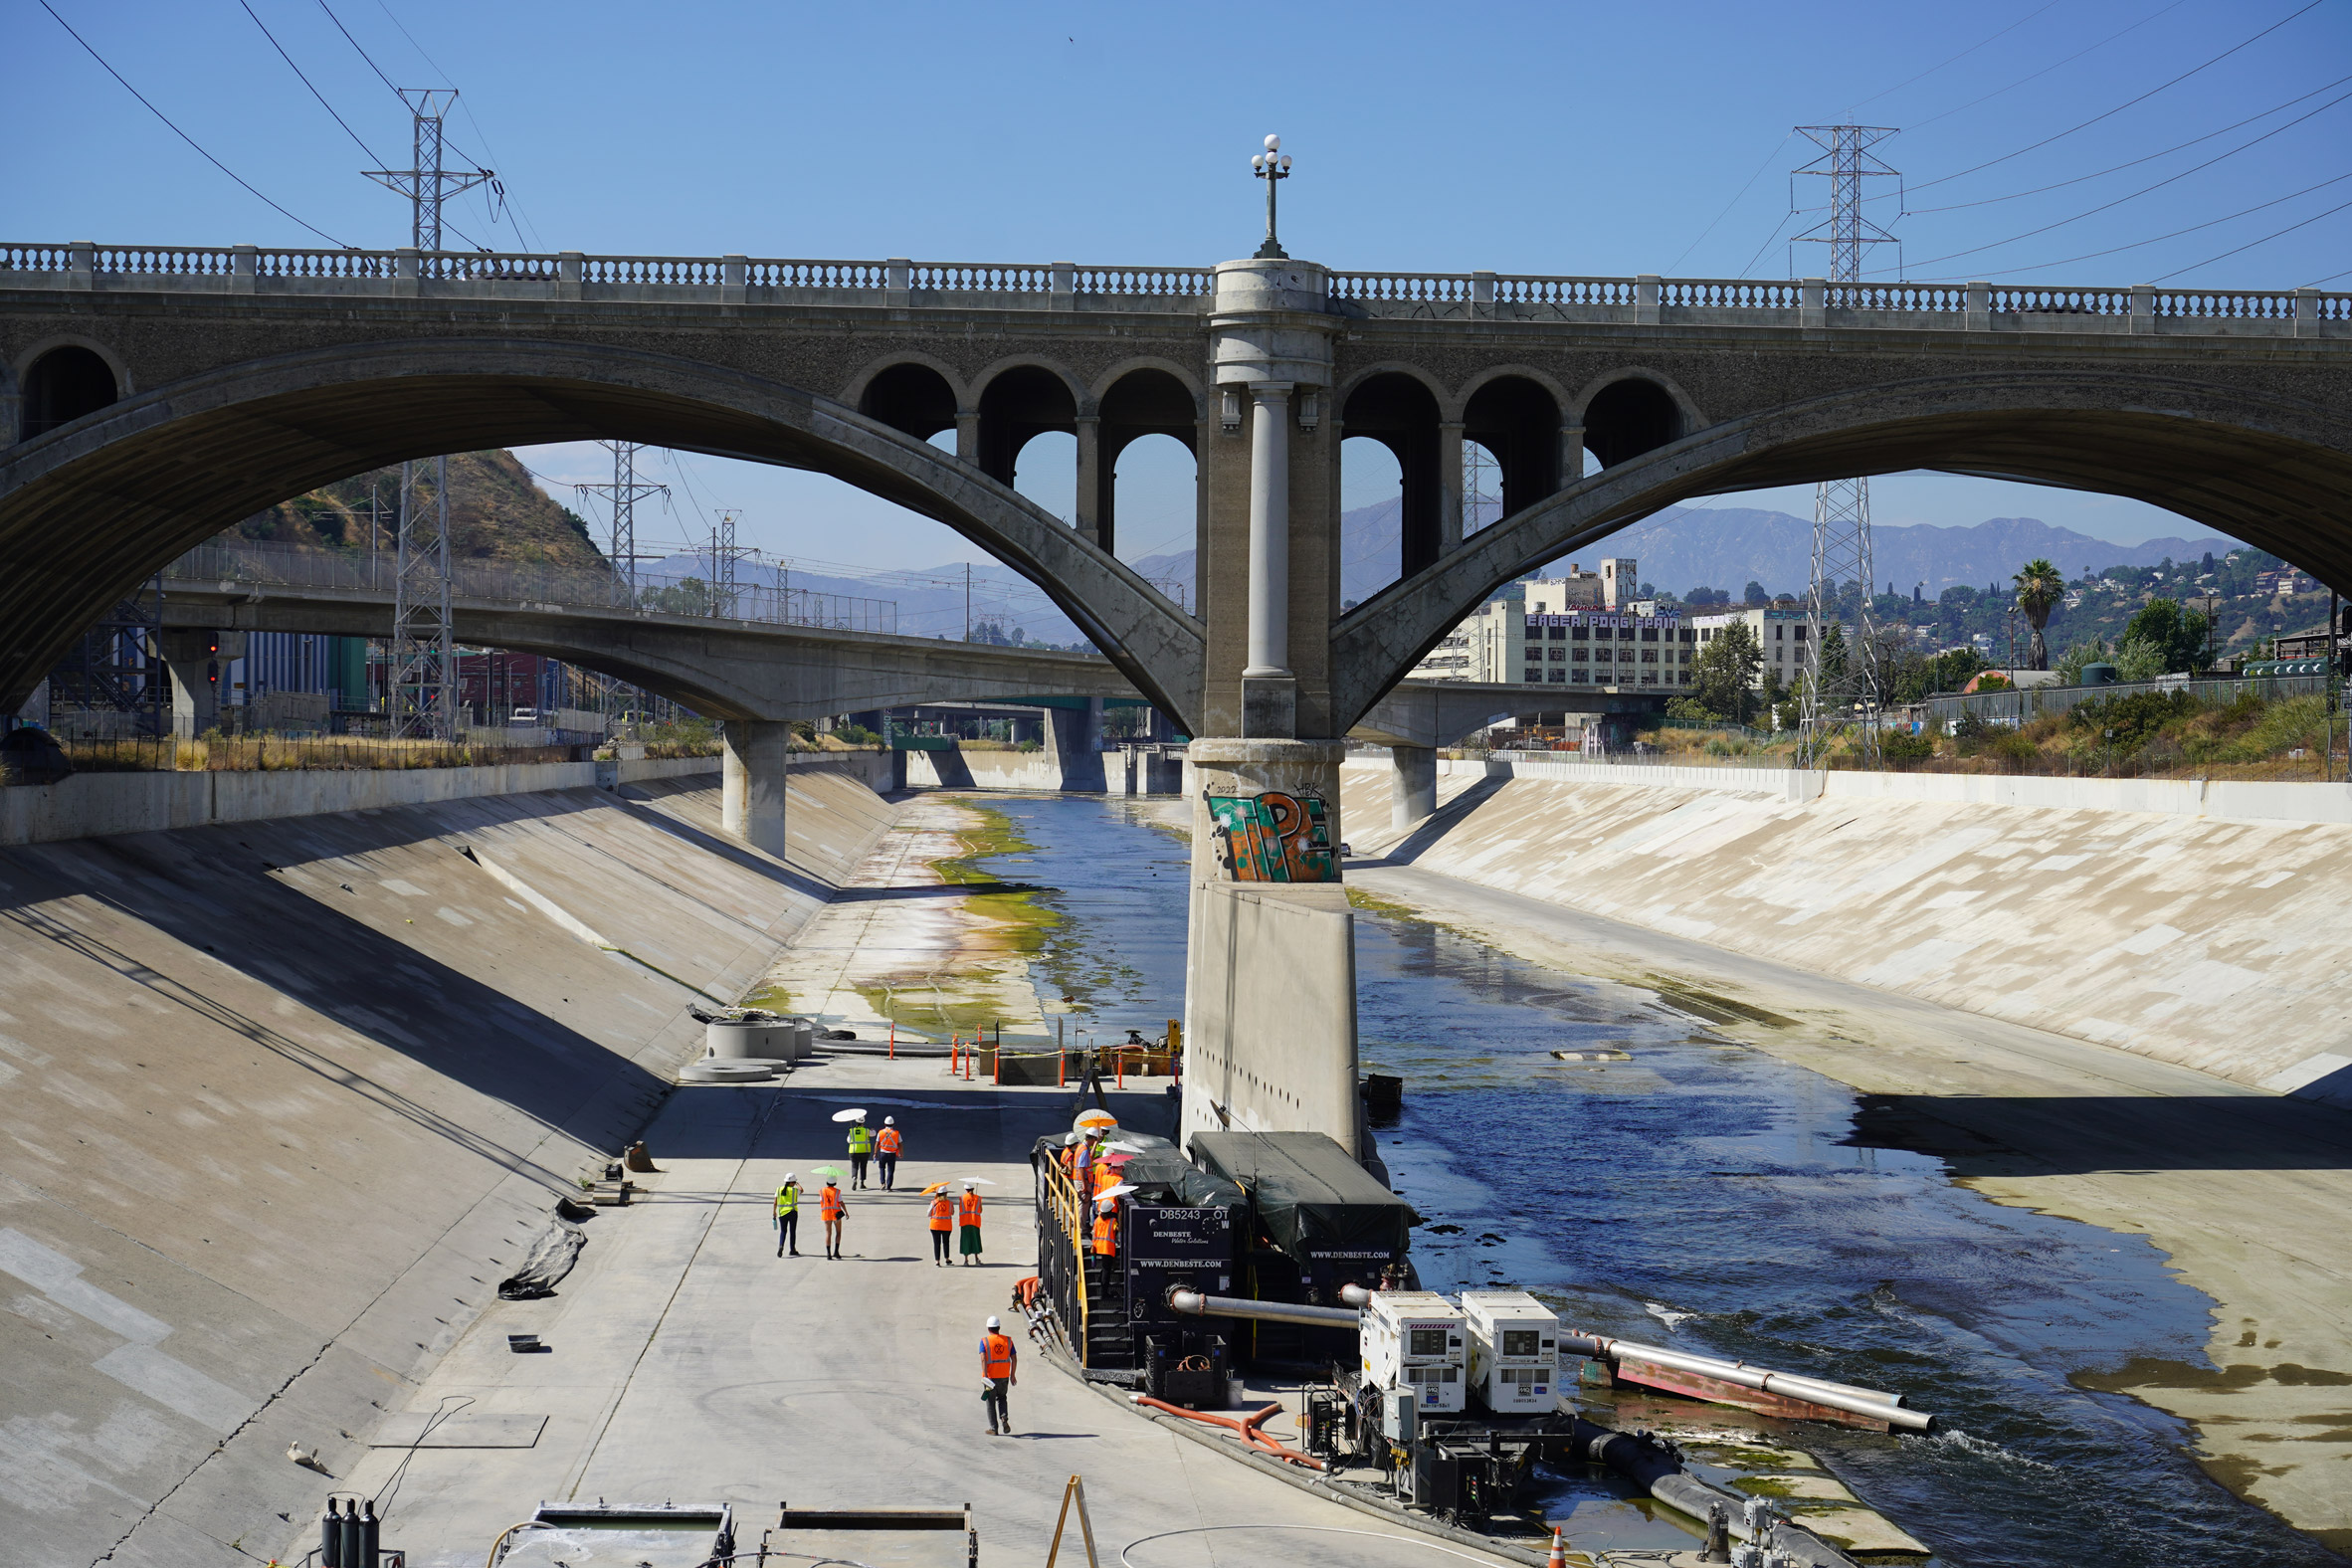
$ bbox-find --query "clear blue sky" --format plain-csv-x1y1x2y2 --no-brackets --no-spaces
16,0,2350,571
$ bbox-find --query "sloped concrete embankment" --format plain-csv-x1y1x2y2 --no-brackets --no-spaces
1340,758,2352,1105
0,768,895,1568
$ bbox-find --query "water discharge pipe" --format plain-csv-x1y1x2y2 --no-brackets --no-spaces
1564,1333,1933,1432
1164,1287,1363,1329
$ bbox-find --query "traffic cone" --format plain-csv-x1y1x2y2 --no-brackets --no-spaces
1546,1525,1565,1568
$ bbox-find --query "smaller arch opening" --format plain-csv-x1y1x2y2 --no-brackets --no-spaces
1463,375,1563,517
1341,373,1444,580
24,346,118,439
1583,377,1681,468
860,362,958,442
976,365,1077,488
1095,368,1199,557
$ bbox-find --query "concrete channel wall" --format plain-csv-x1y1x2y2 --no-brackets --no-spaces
0,768,899,1568
1341,756,2352,1106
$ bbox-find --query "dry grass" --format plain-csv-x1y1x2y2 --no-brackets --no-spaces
62,733,575,773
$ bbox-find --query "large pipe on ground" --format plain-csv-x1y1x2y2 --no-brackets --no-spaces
1165,1287,1362,1329
1563,1333,1934,1433
1575,1424,1860,1568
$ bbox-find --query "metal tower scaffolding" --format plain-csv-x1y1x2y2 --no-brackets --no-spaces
47,574,166,736
706,510,751,620
1463,440,1498,537
1791,125,1900,767
574,442,668,607
388,460,455,738
366,91,491,738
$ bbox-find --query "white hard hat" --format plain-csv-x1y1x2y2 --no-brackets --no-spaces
963,1180,975,1190
783,1172,796,1182
1063,1131,1081,1145
883,1115,895,1125
986,1315,1001,1329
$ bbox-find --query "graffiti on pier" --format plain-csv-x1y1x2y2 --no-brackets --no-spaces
1206,790,1339,883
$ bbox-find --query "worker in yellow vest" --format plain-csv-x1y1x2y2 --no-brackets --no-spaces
876,1116,902,1190
846,1115,876,1189
774,1173,801,1258
926,1188,956,1266
979,1313,1018,1436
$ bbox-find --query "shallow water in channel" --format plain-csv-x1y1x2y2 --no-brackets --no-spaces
958,794,2338,1568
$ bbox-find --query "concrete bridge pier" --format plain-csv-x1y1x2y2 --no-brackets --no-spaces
1390,744,1437,832
160,628,242,736
721,719,793,857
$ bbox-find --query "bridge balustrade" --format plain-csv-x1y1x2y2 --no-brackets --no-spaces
6,244,2343,333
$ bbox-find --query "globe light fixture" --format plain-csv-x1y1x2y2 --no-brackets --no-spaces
1253,133,1292,260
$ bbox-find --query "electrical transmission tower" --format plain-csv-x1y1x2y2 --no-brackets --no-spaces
1463,441,1498,537
1791,125,1899,767
574,443,668,607
366,92,492,738
706,511,753,620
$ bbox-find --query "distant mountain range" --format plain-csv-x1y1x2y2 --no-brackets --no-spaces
1596,506,2235,600
1136,501,2235,610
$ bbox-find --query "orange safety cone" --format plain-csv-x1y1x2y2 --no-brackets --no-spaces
1546,1525,1565,1568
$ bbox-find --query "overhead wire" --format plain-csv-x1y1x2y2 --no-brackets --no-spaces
1920,170,2352,279
1899,0,2194,137
236,0,387,164
1847,0,2068,114
1879,84,2352,272
1903,0,2326,196
2151,193,2352,282
1903,71,2352,214
311,0,510,250
35,0,353,247
1666,132,1794,275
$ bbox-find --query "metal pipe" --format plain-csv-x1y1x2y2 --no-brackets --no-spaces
1337,1282,1373,1307
1578,1335,1933,1432
1165,1287,1360,1329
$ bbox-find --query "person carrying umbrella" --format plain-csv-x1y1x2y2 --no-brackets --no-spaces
774,1172,802,1258
958,1180,985,1265
846,1114,876,1189
820,1176,848,1260
926,1185,956,1266
876,1116,902,1191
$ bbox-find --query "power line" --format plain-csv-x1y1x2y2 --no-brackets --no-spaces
313,0,403,95
1882,86,2352,273
1904,72,2352,214
1906,0,2323,195
1666,132,1794,275
1918,170,2352,280
1847,0,2067,114
2151,193,2352,282
312,0,507,250
36,0,351,247
237,0,385,164
1900,0,2193,136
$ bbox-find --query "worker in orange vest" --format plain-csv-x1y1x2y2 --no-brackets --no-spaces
957,1181,985,1266
820,1178,847,1261
1058,1131,1081,1181
979,1313,1018,1436
926,1187,956,1266
876,1117,903,1190
1091,1195,1118,1258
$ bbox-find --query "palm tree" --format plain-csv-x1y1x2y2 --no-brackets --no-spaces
2014,558,2064,671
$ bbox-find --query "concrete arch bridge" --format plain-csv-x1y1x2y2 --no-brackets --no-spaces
6,245,2346,762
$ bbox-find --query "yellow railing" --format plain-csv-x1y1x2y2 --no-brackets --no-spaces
1042,1155,1092,1363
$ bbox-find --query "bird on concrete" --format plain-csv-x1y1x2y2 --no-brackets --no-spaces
286,1442,330,1473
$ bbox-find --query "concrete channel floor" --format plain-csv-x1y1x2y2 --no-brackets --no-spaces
1347,858,2352,1551
312,1055,1528,1568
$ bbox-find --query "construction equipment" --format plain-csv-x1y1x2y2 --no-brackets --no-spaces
1462,1290,1560,1414
1361,1290,1469,1415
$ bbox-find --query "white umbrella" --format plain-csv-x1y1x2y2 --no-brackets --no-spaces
1094,1182,1137,1204
958,1176,998,1186
830,1108,868,1123
1103,1140,1149,1154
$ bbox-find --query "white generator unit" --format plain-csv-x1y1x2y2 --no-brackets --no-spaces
1462,1290,1560,1414
1361,1290,1468,1415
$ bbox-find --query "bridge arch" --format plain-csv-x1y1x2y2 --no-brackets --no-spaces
1329,368,2352,730
0,337,1204,722
1576,369,1699,470
972,361,1080,489
1093,364,1202,558
15,338,127,442
852,355,966,443
1462,371,1566,523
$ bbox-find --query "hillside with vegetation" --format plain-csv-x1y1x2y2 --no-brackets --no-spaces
226,450,606,568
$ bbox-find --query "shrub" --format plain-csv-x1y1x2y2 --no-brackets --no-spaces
1880,730,1934,766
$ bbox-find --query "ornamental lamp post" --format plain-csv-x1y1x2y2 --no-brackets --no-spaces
1251,134,1293,259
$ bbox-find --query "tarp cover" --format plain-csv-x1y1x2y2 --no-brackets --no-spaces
497,1221,587,1300
1190,1130,1412,1265
1031,1132,1246,1210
